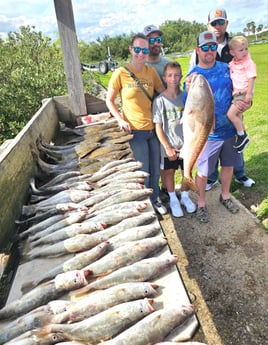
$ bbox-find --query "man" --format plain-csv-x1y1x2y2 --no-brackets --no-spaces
184,31,248,223
143,24,171,197
143,24,170,85
188,8,255,189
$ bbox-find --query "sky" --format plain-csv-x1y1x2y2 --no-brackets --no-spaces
0,0,267,43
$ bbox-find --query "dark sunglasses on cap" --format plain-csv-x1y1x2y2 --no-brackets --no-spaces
210,19,226,27
148,36,162,45
132,46,150,54
200,44,217,52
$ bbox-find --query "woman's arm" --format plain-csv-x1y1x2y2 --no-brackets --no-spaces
106,87,131,133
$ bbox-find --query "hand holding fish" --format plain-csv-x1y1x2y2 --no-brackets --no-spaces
185,72,198,93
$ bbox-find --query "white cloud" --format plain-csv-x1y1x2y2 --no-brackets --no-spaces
0,0,267,41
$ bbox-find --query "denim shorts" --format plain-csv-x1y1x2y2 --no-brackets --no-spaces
197,136,243,177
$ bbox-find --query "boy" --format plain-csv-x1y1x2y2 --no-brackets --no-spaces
153,61,196,217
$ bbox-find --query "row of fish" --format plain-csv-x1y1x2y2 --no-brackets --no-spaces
0,118,204,344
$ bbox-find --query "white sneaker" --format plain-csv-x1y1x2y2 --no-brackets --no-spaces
235,176,255,187
205,179,219,191
181,196,196,213
170,200,184,218
153,200,167,215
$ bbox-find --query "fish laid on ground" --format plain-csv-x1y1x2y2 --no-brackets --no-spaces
98,157,134,172
0,300,70,344
21,241,110,293
30,219,106,247
23,209,143,259
87,188,152,214
101,304,195,345
28,209,88,243
54,282,158,323
0,270,90,320
107,222,161,250
22,190,92,216
70,254,178,298
35,298,154,344
83,236,168,277
180,74,214,192
154,341,207,345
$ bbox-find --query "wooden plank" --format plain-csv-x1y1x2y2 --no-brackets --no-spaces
54,0,87,120
0,98,59,250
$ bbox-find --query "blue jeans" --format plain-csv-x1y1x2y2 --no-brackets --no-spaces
208,154,246,182
129,130,160,203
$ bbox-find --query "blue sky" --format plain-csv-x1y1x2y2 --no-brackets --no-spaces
0,0,267,42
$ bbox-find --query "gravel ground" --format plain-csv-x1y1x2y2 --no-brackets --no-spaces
158,183,268,345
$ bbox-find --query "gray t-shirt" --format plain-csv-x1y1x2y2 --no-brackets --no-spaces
153,92,184,158
145,56,170,84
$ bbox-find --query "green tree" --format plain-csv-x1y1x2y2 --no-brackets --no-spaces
0,26,67,143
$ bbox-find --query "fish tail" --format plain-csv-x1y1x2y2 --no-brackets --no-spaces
181,176,198,192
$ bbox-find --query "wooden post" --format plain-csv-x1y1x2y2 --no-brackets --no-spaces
54,0,87,123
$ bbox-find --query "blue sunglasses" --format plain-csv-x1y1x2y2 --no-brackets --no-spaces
200,44,217,52
132,46,150,54
210,19,226,27
148,37,162,45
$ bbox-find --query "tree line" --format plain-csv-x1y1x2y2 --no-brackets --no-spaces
0,19,266,144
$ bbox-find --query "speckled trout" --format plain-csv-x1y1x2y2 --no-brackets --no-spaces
181,74,214,192
101,304,195,345
35,298,154,344
0,270,90,320
71,254,178,298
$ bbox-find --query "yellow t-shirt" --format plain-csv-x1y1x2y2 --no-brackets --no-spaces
108,64,163,130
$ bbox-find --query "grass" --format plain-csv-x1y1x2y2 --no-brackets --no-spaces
96,43,268,227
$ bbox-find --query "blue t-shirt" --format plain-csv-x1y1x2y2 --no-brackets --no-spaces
183,61,235,140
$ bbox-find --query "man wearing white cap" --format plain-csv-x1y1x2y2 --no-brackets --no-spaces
143,24,170,85
188,8,255,189
143,24,170,198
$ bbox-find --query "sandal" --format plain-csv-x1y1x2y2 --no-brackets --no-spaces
196,207,209,223
219,195,239,214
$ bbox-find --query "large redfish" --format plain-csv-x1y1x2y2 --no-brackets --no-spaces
181,74,214,192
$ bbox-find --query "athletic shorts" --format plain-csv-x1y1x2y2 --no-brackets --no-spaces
160,157,184,170
197,136,243,177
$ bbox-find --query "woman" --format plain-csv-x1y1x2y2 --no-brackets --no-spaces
106,33,166,215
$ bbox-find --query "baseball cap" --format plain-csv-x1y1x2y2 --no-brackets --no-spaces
208,8,227,23
197,31,217,47
143,24,163,36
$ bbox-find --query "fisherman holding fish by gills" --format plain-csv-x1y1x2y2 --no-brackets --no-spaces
182,31,251,223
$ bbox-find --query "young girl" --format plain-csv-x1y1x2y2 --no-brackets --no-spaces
228,35,257,153
153,61,196,217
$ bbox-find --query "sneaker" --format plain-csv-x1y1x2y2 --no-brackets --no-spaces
219,194,239,214
196,207,209,223
160,187,168,195
235,176,255,187
170,200,184,218
181,196,196,213
233,133,250,152
205,179,219,191
153,200,167,215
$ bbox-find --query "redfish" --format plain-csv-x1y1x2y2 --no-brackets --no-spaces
181,74,214,192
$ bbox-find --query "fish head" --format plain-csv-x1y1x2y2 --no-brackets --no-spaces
54,269,90,291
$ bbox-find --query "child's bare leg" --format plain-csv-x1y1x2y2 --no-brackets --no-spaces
227,104,244,133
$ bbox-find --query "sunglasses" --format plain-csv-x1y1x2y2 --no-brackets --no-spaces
210,19,226,27
200,44,217,52
132,46,150,54
148,36,162,45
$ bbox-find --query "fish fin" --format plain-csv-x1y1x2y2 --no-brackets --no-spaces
182,176,198,192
